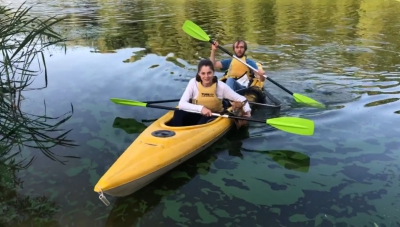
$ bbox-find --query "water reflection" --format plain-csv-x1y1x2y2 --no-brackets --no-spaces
242,148,311,173
112,117,147,134
364,97,400,107
1,3,78,225
4,0,400,108
2,0,400,226
103,129,237,226
0,63,78,225
0,96,77,226
103,127,311,226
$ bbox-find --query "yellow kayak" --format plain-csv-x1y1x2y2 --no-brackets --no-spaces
95,63,281,198
94,110,233,197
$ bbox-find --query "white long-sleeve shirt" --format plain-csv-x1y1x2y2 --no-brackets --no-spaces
178,78,251,113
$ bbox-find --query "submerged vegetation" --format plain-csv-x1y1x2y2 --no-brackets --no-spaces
1,2,77,226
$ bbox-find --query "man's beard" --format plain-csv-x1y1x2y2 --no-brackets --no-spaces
235,52,244,58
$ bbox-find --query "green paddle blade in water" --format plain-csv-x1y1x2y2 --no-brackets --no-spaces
293,93,325,108
266,117,314,136
182,20,210,42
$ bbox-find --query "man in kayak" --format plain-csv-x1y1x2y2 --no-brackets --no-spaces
209,40,266,95
167,59,251,128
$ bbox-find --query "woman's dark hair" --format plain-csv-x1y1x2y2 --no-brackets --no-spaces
195,59,217,83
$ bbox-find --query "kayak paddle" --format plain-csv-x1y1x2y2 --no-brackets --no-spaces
110,98,314,136
181,19,325,108
142,98,280,108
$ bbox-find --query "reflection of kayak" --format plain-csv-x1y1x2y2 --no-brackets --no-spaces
94,78,282,198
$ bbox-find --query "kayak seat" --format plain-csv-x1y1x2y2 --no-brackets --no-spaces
165,109,220,127
206,118,216,123
222,85,266,110
244,86,267,104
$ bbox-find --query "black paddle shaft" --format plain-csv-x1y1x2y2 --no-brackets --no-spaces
145,99,180,104
145,103,266,123
208,40,294,96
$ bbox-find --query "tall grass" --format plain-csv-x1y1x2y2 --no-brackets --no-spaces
1,2,78,225
0,1,78,163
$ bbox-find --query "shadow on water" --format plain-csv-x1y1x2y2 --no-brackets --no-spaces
112,117,147,134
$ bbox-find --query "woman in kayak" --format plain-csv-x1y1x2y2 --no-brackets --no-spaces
168,59,251,127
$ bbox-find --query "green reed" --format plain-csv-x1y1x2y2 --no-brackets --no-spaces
1,2,78,226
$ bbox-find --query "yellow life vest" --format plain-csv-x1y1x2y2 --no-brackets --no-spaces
191,81,224,113
220,57,265,89
226,56,252,80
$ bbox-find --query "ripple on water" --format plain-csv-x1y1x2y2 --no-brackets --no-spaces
364,98,400,107
342,66,361,72
4,0,400,226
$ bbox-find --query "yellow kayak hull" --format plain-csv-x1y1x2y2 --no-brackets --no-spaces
94,110,233,197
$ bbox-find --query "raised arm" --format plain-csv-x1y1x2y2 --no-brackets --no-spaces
210,41,224,70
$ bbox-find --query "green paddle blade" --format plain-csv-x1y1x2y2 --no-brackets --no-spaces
266,117,314,136
110,98,147,107
182,20,210,42
293,93,325,108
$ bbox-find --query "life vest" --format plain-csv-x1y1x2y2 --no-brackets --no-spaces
220,57,264,88
227,56,252,80
191,79,224,113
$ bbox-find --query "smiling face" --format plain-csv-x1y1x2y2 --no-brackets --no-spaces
198,65,214,86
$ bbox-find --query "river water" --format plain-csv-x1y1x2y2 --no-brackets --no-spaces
2,0,400,226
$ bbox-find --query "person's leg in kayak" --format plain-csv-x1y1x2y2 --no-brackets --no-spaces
168,110,202,126
196,115,217,125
